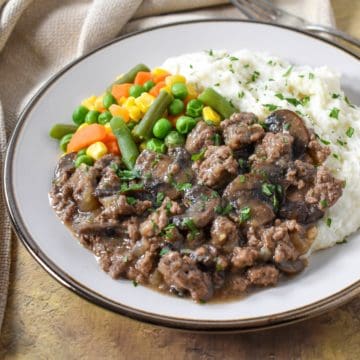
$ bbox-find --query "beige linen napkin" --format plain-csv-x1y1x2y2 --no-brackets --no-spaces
0,0,335,330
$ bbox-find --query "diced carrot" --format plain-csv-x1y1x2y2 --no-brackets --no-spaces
109,104,130,122
153,72,170,83
149,81,166,97
134,71,153,85
67,124,107,153
104,132,116,142
105,140,120,155
111,83,132,101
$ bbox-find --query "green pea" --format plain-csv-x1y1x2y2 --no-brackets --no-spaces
171,83,188,100
103,92,116,109
186,99,203,118
72,105,89,125
129,84,145,98
143,80,155,92
169,99,185,116
176,116,197,134
164,131,185,147
98,111,112,125
85,110,100,124
75,155,94,167
77,149,87,157
153,118,173,139
146,138,166,153
59,133,73,152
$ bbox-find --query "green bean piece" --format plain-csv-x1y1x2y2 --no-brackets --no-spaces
146,138,166,153
59,133,73,152
171,83,188,100
153,118,173,139
103,92,116,109
198,87,236,119
186,99,203,117
164,131,185,147
77,149,87,157
110,117,139,169
75,155,94,167
72,105,89,125
143,80,155,92
49,123,77,139
98,111,112,125
107,64,150,91
130,84,145,98
169,99,185,115
85,110,100,124
132,90,173,141
176,116,197,134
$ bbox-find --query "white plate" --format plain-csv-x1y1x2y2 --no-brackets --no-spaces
4,20,360,332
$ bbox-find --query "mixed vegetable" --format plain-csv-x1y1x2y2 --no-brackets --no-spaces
49,63,236,169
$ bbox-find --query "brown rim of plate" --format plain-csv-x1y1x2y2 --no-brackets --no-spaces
4,19,360,333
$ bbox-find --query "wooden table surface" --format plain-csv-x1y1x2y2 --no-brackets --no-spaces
1,1,360,358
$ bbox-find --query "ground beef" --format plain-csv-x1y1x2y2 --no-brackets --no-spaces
195,145,238,188
227,274,249,294
307,134,330,165
185,120,217,154
285,160,316,190
210,216,239,253
247,265,279,287
253,132,294,163
305,166,344,210
220,112,265,150
158,251,213,301
231,247,259,270
95,167,121,197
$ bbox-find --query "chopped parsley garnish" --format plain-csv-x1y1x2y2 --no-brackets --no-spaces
215,262,224,272
283,66,293,77
210,190,220,199
110,163,119,172
215,203,233,216
332,153,340,160
320,199,328,208
229,56,239,61
346,127,354,138
239,206,251,222
212,133,222,146
238,91,245,99
182,218,200,239
175,182,192,191
239,174,246,183
199,299,206,304
228,63,235,73
132,280,138,287
189,64,193,69
165,200,172,213
329,107,340,119
126,196,137,205
308,72,315,79
345,96,355,108
120,182,144,193
284,122,291,131
263,104,279,111
336,139,346,146
159,247,171,256
332,93,340,99
243,63,250,68
275,93,284,100
207,49,214,56
326,218,332,227
155,192,165,207
191,149,206,161
336,237,347,245
117,168,141,180
319,138,330,145
250,70,260,82
300,96,310,106
214,82,220,87
262,183,275,196
199,194,209,202
286,98,301,107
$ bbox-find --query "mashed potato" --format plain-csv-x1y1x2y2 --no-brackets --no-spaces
162,49,360,253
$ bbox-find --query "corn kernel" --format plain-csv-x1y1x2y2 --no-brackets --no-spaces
123,96,136,108
128,105,142,122
187,83,198,99
118,96,127,105
94,95,105,112
135,93,155,113
162,85,172,94
104,122,112,133
77,123,89,132
165,75,186,88
81,95,97,111
151,67,169,77
86,141,108,160
202,106,221,125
